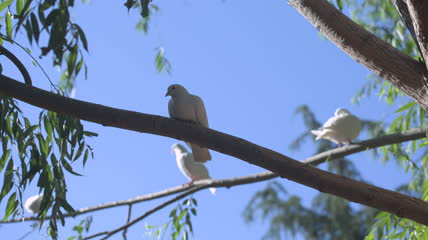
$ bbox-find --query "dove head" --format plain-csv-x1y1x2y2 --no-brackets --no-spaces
335,108,350,116
171,143,188,154
165,84,188,97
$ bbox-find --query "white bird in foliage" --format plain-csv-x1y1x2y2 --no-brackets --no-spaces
24,194,43,215
311,108,362,147
166,84,212,163
171,143,216,195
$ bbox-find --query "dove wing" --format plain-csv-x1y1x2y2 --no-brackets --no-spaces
192,95,209,127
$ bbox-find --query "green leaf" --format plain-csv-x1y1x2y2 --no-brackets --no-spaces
30,13,40,43
176,209,187,222
83,131,98,137
0,149,11,173
395,102,416,113
60,199,76,213
3,192,17,220
336,0,343,10
140,0,150,18
82,148,90,166
74,24,88,51
5,11,12,39
44,115,53,136
170,208,177,217
0,158,14,203
191,198,197,206
0,0,13,12
124,0,136,11
60,158,82,176
73,143,85,161
15,0,23,15
190,208,197,216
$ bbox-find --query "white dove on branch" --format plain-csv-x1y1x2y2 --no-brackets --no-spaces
166,84,212,162
171,143,216,195
311,108,362,147
24,194,43,215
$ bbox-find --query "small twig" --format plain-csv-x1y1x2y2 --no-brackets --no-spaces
0,35,61,93
82,187,204,240
122,204,132,240
0,45,32,85
16,230,32,240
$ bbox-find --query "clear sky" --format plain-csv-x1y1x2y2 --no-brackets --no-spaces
0,0,413,239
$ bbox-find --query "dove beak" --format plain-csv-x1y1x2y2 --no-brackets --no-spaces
165,90,171,97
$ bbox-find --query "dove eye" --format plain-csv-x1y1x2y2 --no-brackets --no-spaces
171,86,175,90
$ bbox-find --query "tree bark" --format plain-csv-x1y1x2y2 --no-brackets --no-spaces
406,0,428,70
288,0,428,110
1,75,428,225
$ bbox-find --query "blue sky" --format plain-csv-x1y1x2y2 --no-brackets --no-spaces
0,0,413,239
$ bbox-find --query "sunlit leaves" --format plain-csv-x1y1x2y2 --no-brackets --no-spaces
155,47,172,75
5,11,12,39
0,0,89,93
366,210,428,240
0,0,13,13
0,96,96,239
68,216,93,240
146,196,197,240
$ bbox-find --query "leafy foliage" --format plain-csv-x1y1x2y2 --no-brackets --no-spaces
146,196,198,240
244,105,379,239
0,0,90,93
67,216,93,240
0,95,96,239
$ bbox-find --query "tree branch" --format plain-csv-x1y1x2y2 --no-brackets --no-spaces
392,0,424,61
1,75,428,225
121,204,132,240
2,127,425,224
0,45,32,85
406,0,428,70
81,186,205,240
288,0,428,110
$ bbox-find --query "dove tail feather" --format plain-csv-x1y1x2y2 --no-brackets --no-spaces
209,188,216,195
189,143,211,163
311,130,324,140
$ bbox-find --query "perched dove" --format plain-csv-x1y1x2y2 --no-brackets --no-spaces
24,194,43,215
171,143,216,195
166,84,212,163
311,108,362,146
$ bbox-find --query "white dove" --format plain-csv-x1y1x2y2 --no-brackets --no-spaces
166,84,212,163
311,108,362,147
24,194,43,215
171,143,216,195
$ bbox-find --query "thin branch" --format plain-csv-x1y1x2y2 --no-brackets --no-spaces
82,187,204,240
406,0,428,70
303,127,428,166
288,0,428,110
0,45,32,85
122,204,132,240
1,127,426,224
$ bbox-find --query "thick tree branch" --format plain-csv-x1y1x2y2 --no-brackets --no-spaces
1,75,428,225
392,0,424,60
2,127,425,224
0,46,32,85
406,0,428,70
288,0,428,110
